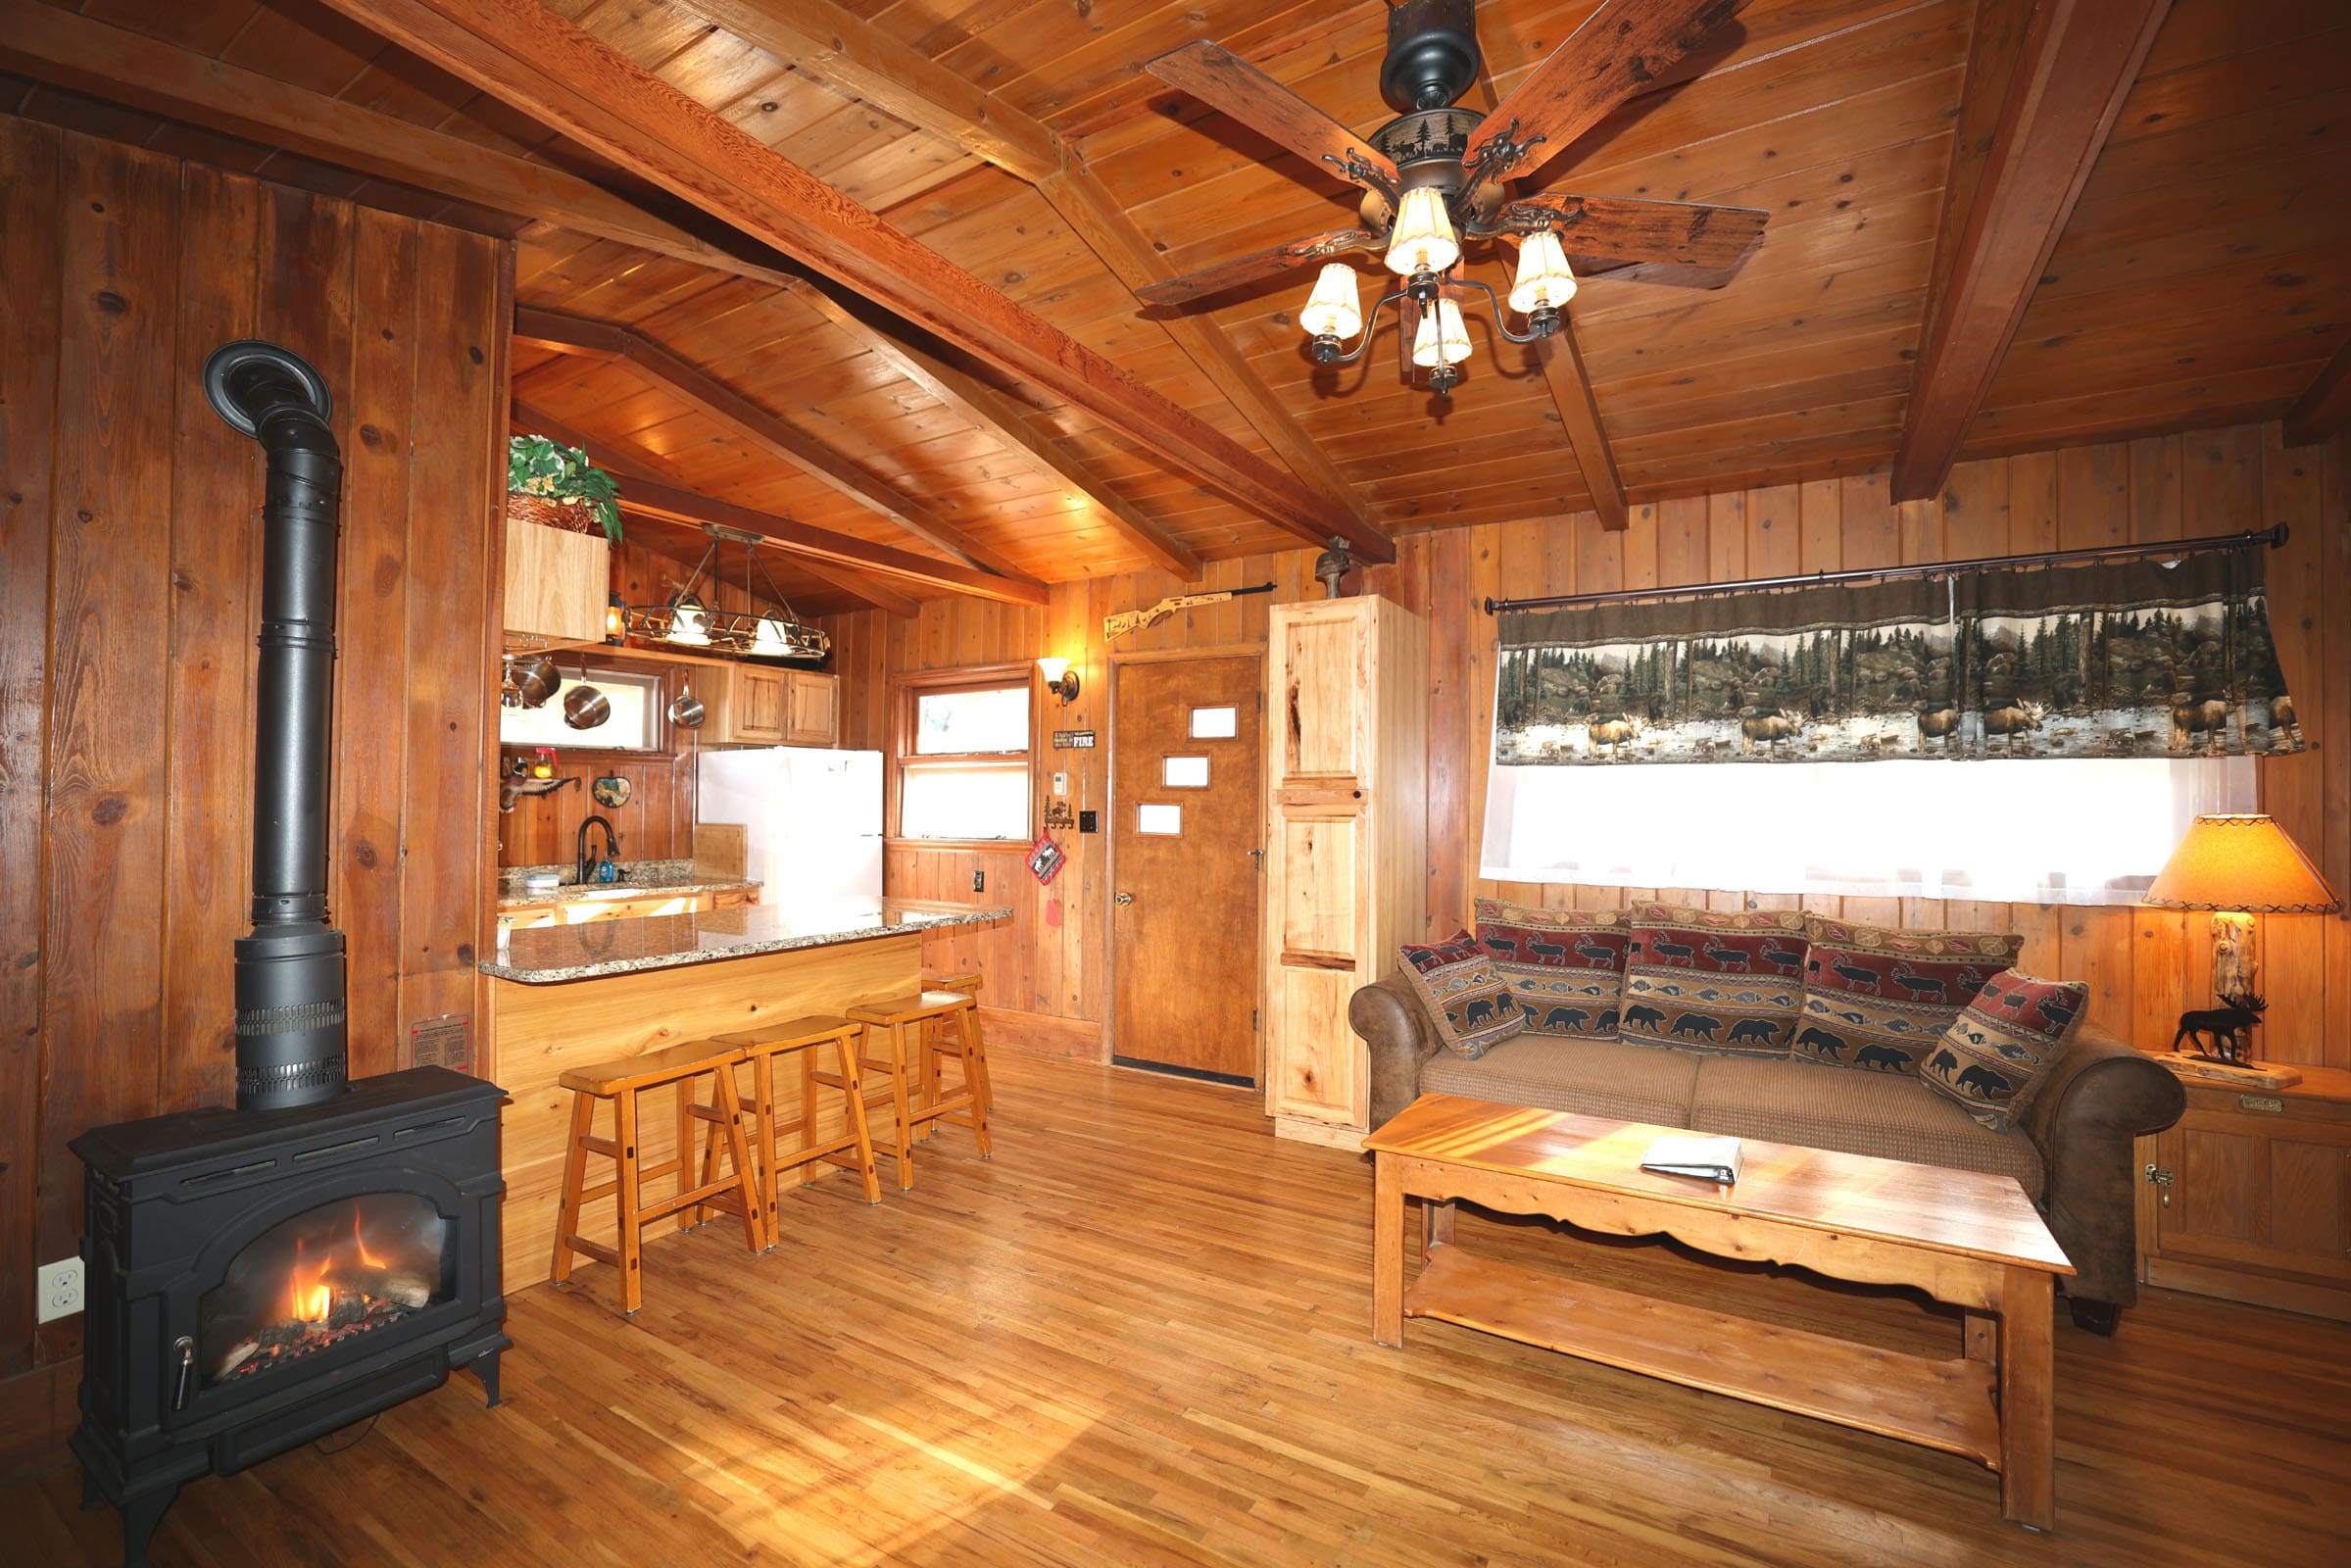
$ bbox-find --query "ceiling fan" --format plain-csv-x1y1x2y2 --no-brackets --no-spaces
1138,0,1770,395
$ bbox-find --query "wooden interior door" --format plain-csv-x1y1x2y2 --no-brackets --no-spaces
1111,656,1263,1083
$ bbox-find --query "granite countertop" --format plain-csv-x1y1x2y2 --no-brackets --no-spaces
479,898,1010,984
494,876,760,910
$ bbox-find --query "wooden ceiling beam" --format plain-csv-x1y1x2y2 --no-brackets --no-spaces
782,284,1201,576
0,1,805,294
316,0,1391,564
660,0,1386,561
513,401,920,616
1532,315,1629,531
1891,0,2169,503
2283,337,2351,448
514,305,1033,582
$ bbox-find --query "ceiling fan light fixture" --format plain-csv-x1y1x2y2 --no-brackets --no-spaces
1385,187,1460,276
1299,262,1364,345
1508,229,1578,315
1410,297,1472,370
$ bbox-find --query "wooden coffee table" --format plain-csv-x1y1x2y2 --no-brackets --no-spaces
1364,1094,2075,1530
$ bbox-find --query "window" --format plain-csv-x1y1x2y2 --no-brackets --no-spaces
895,670,1032,843
1481,756,2256,906
499,668,664,752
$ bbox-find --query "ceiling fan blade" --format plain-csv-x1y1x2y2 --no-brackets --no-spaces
1491,195,1767,280
1465,0,1749,173
1146,41,1399,188
1134,230,1380,309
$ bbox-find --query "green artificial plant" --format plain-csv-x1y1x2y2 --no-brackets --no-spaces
508,433,623,543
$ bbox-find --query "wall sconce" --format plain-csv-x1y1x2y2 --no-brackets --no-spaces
1037,656,1080,706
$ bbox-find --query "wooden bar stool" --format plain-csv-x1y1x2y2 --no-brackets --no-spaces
550,1040,764,1314
918,972,983,1143
844,991,994,1189
703,1014,882,1234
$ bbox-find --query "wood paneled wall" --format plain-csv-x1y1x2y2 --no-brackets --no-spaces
824,421,2351,1072
493,748,693,868
0,118,511,1455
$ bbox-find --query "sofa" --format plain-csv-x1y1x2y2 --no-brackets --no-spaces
1349,959,2188,1333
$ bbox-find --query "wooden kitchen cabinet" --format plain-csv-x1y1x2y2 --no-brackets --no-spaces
1260,596,1427,1149
499,889,715,928
705,666,836,747
2135,1063,2351,1321
502,515,609,648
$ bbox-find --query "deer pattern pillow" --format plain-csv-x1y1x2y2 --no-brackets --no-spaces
1791,916,2026,1076
1474,898,1630,1041
1921,970,2088,1132
1398,930,1527,1059
1620,905,1808,1057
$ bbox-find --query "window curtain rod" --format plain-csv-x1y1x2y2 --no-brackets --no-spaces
1481,522,2289,615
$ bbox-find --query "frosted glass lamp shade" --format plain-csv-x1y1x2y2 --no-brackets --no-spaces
665,594,710,646
1298,263,1363,340
1385,187,1460,276
1410,298,1472,368
1509,230,1578,314
1036,657,1071,683
2144,814,2341,913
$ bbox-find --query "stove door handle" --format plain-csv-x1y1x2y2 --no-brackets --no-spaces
171,1336,195,1411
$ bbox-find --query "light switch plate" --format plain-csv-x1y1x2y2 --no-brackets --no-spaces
37,1257,83,1323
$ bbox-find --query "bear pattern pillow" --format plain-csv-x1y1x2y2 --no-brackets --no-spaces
1921,970,2087,1131
1620,904,1807,1056
1398,929,1526,1059
1474,898,1630,1041
1792,916,2025,1076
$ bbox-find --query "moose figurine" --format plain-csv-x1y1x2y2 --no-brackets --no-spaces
2173,994,2267,1062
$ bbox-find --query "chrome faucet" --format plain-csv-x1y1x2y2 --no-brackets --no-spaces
576,814,621,885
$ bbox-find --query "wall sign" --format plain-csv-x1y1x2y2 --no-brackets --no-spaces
1052,729,1097,749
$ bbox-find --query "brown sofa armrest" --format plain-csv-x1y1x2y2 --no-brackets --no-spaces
2017,1020,2187,1310
1350,975,1444,1131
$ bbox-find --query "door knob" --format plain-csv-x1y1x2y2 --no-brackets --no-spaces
1114,892,1134,906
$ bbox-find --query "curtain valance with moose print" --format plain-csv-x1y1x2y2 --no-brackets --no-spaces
1493,551,2301,766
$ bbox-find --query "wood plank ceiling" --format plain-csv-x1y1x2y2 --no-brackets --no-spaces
6,0,2347,601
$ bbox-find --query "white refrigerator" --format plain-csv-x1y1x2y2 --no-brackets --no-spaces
697,747,885,915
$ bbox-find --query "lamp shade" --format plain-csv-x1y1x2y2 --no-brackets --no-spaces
1508,230,1578,314
1410,298,1472,368
1386,187,1460,276
1298,263,1363,340
2143,813,2341,913
1037,657,1071,683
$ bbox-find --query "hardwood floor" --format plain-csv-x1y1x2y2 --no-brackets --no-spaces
12,1051,2349,1567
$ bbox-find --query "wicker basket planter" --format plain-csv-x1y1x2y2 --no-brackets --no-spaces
507,492,599,534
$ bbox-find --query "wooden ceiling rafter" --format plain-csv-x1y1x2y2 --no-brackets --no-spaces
1532,314,1629,530
2283,336,2351,448
0,1,807,294
663,0,1384,554
512,400,921,617
1891,0,2171,502
512,304,1035,581
313,0,1396,565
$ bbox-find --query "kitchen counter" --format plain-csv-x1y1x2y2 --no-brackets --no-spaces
493,875,759,910
479,898,1009,985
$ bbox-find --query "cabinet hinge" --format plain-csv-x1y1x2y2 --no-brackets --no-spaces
1251,1007,1259,1033
2143,1164,2174,1187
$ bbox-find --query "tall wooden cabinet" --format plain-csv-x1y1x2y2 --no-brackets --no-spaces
1261,596,1428,1148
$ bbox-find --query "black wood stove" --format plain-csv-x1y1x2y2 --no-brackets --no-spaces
70,340,507,1567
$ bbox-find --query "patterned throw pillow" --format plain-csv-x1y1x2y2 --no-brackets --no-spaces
1474,898,1630,1041
1398,929,1527,1059
1792,916,2026,1076
1620,905,1807,1056
1921,970,2087,1131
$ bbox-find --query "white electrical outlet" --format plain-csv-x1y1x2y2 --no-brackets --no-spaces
36,1257,83,1324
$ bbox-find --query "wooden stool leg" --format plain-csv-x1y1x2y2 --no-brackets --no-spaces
800,1044,819,1167
675,1074,696,1232
959,1006,993,1160
615,1088,644,1314
757,1053,780,1246
715,1066,765,1252
886,1020,916,1191
918,1022,942,1143
550,1092,593,1285
836,1030,882,1204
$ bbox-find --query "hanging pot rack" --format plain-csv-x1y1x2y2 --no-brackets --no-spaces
623,521,831,662
1482,523,2289,615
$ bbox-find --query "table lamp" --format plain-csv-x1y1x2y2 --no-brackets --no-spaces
2144,813,2340,1066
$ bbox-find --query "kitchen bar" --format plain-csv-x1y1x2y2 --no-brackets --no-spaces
481,898,1007,1288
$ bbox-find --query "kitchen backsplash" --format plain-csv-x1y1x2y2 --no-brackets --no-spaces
497,858,697,896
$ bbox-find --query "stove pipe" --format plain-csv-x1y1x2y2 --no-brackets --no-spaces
204,340,349,1111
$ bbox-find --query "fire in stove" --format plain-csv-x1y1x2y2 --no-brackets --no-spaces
201,1194,451,1387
